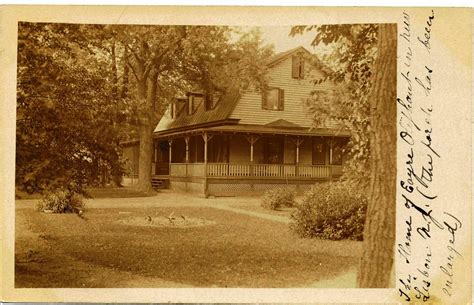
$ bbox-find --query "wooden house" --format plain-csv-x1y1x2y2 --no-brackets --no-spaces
123,46,350,196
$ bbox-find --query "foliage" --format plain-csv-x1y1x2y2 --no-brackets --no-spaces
16,23,126,194
16,23,273,193
290,182,367,240
113,25,273,191
261,187,296,210
290,25,379,191
36,189,86,214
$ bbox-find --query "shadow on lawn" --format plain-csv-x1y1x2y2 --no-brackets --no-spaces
86,187,158,198
16,205,362,288
15,186,157,200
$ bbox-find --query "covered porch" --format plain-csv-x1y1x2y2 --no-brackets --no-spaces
152,125,350,195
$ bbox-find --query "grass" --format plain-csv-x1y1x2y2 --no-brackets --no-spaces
16,206,362,288
86,186,157,198
233,204,296,218
15,186,156,200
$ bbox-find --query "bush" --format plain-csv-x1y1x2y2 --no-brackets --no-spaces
261,187,296,210
36,189,85,214
290,182,367,241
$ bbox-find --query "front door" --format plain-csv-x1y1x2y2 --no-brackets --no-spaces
155,141,170,175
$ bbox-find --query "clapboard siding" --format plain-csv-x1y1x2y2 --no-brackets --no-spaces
230,56,334,127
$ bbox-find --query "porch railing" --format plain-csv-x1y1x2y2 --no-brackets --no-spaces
206,163,336,179
169,163,205,177
167,163,341,179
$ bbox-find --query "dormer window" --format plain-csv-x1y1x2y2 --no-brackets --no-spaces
262,87,284,111
187,96,193,115
170,102,177,119
187,93,203,115
170,97,186,119
204,92,221,111
292,55,305,79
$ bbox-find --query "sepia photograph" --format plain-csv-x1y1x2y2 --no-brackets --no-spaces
2,5,471,304
14,21,396,289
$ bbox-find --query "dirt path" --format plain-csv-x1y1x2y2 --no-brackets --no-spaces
16,192,290,223
206,203,291,223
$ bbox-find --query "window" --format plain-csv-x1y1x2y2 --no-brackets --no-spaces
187,96,194,115
170,102,177,119
262,87,284,111
312,138,327,165
208,135,229,162
187,93,203,115
204,92,221,111
331,141,344,165
263,137,284,164
292,55,305,79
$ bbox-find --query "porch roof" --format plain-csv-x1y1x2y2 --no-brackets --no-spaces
153,123,351,139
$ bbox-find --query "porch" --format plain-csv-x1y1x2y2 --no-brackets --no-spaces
151,126,350,195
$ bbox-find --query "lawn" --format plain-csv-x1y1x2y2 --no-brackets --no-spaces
16,202,362,288
15,186,156,200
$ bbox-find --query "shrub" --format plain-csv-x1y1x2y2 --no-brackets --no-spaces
261,186,296,210
290,182,367,241
36,189,85,214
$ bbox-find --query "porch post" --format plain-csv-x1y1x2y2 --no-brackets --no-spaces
294,137,304,177
246,135,259,177
202,132,209,197
151,142,157,176
185,136,190,163
250,142,254,163
328,139,334,181
168,139,173,175
204,133,208,163
185,136,190,176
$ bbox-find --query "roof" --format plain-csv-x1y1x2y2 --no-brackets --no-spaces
154,85,241,133
154,123,350,138
265,46,333,75
154,46,333,134
206,124,350,137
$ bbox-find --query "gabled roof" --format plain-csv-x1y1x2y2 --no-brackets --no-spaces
154,85,241,134
265,46,333,75
265,119,301,128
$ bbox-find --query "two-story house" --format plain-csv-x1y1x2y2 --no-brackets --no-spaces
123,46,350,196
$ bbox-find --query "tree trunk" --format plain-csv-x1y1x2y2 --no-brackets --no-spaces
136,77,154,193
137,122,154,193
111,41,118,100
357,24,397,288
121,47,129,99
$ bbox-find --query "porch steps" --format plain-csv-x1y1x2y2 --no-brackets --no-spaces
151,177,169,191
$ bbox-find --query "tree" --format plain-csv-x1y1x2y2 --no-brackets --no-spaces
110,25,272,192
16,22,125,195
17,23,273,195
291,24,397,287
291,24,378,190
357,24,397,288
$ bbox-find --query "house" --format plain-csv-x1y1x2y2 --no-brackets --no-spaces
122,46,350,196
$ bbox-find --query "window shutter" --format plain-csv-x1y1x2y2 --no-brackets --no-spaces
278,89,284,110
292,55,300,78
262,90,268,109
299,57,305,79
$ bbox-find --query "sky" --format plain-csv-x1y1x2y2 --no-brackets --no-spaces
232,26,330,56
259,26,316,53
